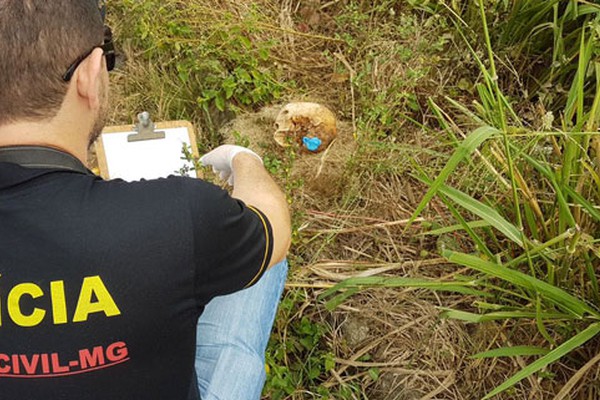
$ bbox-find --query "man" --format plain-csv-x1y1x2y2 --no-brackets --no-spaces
0,1,291,399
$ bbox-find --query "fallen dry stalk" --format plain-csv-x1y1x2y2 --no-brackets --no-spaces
284,282,334,289
334,358,453,375
307,210,390,223
333,52,357,136
302,218,426,234
552,351,600,400
307,258,445,281
420,372,456,400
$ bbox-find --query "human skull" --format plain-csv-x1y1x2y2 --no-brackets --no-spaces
273,102,337,153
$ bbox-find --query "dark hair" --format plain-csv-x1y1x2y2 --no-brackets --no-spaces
0,0,104,125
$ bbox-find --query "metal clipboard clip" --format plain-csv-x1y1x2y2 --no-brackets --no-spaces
127,112,166,142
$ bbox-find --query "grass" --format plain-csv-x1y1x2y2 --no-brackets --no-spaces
106,0,600,398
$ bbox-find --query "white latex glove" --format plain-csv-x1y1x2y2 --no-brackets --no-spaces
200,145,263,186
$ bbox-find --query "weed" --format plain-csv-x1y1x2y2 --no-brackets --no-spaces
325,0,600,398
177,144,201,177
231,130,251,148
264,289,359,400
109,0,287,141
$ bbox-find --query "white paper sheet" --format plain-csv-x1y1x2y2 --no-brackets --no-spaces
101,127,196,182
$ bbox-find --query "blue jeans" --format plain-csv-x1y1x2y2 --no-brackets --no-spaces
195,260,288,400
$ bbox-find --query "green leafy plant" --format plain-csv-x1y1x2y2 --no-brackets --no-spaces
265,290,360,400
109,0,285,139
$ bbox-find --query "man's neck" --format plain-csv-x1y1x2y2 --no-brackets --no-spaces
0,120,89,166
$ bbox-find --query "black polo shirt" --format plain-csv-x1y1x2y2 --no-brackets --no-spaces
0,155,273,399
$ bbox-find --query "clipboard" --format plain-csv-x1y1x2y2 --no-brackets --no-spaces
95,112,201,182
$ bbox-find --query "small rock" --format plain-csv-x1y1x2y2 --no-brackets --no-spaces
342,315,370,348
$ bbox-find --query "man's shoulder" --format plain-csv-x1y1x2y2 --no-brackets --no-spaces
90,175,229,213
94,175,214,196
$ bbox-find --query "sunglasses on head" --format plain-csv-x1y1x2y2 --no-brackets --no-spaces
62,25,116,82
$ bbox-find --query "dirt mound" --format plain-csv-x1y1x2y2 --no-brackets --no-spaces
220,105,357,201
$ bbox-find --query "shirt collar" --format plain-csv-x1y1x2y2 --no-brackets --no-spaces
0,146,94,191
0,146,90,174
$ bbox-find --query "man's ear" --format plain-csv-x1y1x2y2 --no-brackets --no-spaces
75,48,105,111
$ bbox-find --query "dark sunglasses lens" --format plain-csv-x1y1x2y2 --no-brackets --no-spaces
103,26,116,72
106,53,116,72
103,25,112,40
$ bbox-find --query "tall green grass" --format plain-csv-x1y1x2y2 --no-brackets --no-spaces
325,0,600,397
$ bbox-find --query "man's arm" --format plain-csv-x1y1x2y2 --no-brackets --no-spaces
200,145,291,268
231,153,291,267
